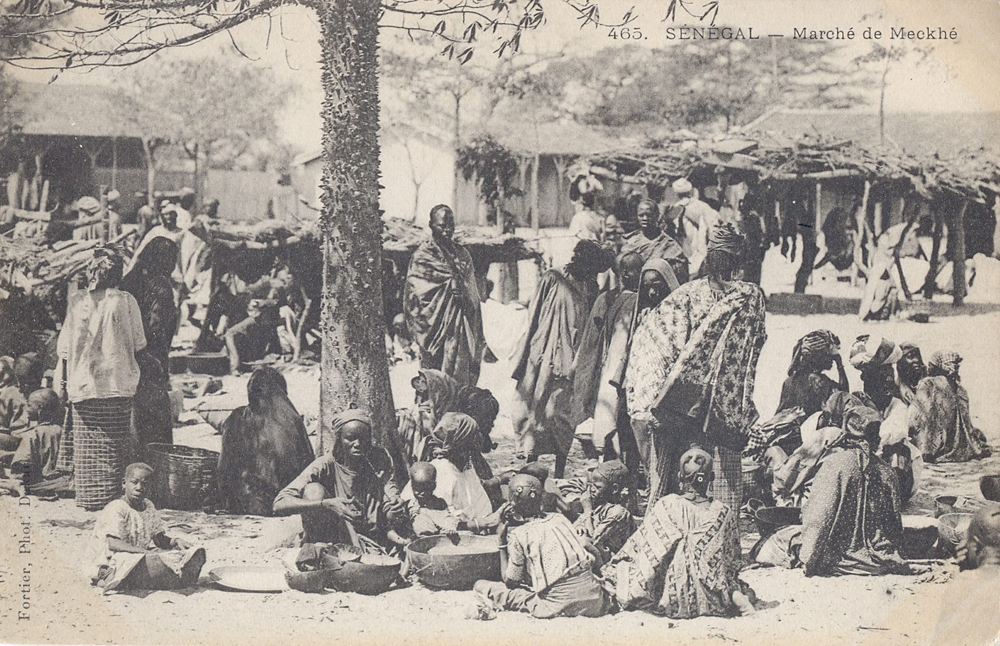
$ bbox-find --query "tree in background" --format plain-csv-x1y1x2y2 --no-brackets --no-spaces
116,50,294,200
5,0,636,450
530,37,873,132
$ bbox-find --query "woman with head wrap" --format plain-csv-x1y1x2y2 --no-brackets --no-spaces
511,239,614,478
625,223,767,528
602,446,756,617
404,412,494,529
907,351,990,463
849,335,921,501
593,258,681,507
757,394,910,576
619,198,690,284
121,237,180,460
394,369,459,466
217,368,315,515
273,408,390,550
895,342,926,405
777,330,848,417
57,248,146,511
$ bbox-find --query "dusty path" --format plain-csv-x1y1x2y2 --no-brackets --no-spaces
2,307,998,646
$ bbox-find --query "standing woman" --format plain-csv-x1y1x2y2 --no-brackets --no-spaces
121,237,180,458
625,224,767,517
59,248,147,511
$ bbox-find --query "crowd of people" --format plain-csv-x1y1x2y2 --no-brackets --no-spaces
0,183,996,623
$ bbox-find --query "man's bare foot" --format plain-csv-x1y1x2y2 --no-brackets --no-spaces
732,590,756,616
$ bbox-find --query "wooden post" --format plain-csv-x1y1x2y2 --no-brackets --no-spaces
814,181,822,232
111,137,118,189
923,206,943,298
552,155,568,226
852,181,870,285
98,185,109,242
953,199,968,306
531,154,540,233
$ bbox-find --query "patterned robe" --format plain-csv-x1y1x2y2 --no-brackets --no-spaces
603,494,743,618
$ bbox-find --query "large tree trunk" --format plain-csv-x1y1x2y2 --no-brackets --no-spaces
316,0,395,451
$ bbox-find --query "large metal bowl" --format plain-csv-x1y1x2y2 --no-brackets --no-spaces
406,533,500,590
324,553,401,596
753,506,802,537
981,475,1000,502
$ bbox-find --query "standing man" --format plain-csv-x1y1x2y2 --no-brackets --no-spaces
667,178,721,277
620,198,690,284
404,204,484,387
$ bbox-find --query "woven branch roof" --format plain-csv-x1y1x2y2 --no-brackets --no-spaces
207,216,540,264
575,131,1000,203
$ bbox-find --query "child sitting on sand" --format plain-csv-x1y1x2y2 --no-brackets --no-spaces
602,447,755,618
518,462,576,520
387,462,460,547
574,461,635,563
473,474,612,619
930,503,1000,646
90,462,206,593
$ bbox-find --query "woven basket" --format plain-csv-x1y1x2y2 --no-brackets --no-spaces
147,443,220,510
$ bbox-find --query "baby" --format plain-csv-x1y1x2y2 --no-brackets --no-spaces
90,462,206,593
574,460,635,563
387,462,459,547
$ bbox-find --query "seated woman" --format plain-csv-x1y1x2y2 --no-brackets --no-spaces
10,389,64,491
90,463,206,593
454,385,504,506
778,330,848,417
602,447,755,618
849,335,921,501
746,330,847,462
404,412,496,532
395,369,459,466
217,367,315,515
474,474,612,619
895,342,926,405
908,351,990,463
273,409,390,552
756,396,910,576
0,356,28,437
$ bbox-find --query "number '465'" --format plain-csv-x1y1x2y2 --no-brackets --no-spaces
608,27,643,39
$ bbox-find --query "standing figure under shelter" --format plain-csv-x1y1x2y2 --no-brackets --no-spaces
511,240,613,478
404,204,484,387
625,224,767,515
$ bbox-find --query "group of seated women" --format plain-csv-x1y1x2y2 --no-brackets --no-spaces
746,330,990,575
88,334,990,618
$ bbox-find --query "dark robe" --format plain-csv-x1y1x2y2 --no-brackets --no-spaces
797,448,909,576
778,372,842,418
570,288,636,428
404,236,484,386
218,382,315,515
511,269,596,457
908,375,990,463
619,229,690,284
122,240,180,458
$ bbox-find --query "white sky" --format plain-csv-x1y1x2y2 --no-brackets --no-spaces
10,0,999,154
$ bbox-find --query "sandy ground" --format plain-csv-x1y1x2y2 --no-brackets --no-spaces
2,256,999,645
